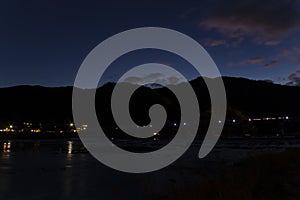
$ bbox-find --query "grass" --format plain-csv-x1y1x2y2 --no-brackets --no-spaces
168,148,300,200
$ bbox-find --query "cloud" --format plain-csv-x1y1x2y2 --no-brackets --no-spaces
263,40,282,46
286,70,300,86
167,76,182,85
203,38,226,47
199,0,300,45
123,73,183,86
242,57,264,64
255,46,300,68
227,56,264,66
275,47,300,63
123,73,163,83
288,73,298,80
263,60,279,68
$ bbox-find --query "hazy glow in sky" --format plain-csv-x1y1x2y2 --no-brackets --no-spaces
0,0,300,87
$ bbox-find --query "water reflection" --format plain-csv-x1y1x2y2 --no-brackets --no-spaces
66,141,73,162
67,141,73,154
3,142,11,153
1,140,77,154
2,142,11,160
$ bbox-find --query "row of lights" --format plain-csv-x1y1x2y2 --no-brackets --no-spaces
136,122,188,128
0,123,81,133
232,116,289,123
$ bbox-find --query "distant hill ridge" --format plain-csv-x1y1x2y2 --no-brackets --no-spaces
0,77,299,123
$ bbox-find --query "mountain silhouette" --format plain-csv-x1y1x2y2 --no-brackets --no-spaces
0,77,299,131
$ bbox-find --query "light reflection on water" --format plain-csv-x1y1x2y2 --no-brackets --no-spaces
0,139,299,199
1,140,79,161
67,141,73,155
0,139,96,199
1,142,11,161
66,141,73,163
3,142,11,153
1,140,79,154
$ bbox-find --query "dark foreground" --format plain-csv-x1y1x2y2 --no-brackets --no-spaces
0,138,299,200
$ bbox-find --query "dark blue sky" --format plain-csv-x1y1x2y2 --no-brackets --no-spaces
1,0,300,87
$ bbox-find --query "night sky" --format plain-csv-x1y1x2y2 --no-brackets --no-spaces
1,0,300,87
